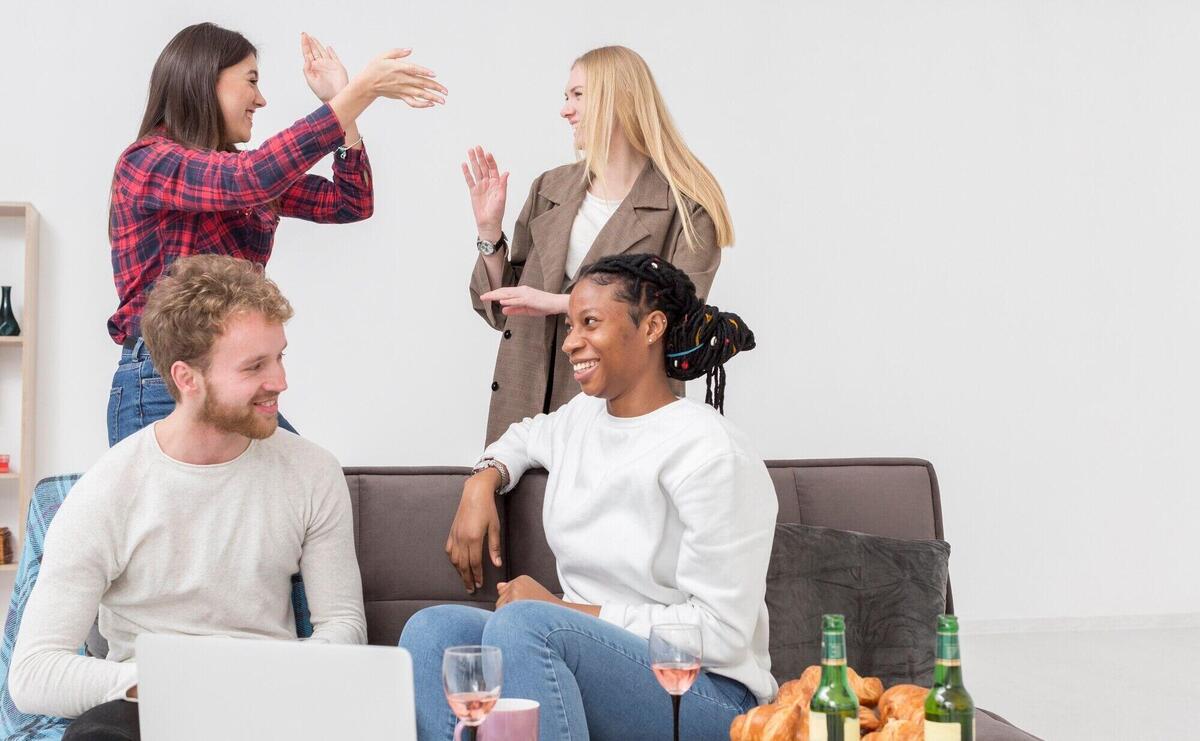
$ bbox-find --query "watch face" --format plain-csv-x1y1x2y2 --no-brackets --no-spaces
477,239,496,255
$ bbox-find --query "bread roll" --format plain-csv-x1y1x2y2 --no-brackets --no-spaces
877,685,928,725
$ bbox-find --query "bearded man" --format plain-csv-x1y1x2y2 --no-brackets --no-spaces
10,255,365,738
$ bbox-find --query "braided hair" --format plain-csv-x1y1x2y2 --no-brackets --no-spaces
576,254,755,413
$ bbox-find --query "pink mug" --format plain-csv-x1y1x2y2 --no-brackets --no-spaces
455,698,539,741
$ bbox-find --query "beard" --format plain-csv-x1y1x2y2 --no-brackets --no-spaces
198,382,278,440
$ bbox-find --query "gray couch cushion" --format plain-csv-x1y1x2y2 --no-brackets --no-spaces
766,522,950,687
346,468,500,645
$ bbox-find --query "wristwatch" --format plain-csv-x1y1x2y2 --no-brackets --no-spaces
476,232,508,256
472,457,512,493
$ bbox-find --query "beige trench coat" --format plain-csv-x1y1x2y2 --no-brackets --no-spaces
469,160,722,445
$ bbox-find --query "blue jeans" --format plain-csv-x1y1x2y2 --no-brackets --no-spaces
107,338,297,446
399,602,757,741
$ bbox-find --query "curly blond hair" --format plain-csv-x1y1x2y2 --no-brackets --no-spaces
142,255,293,400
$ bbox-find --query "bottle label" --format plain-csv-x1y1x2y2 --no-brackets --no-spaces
925,719,976,740
936,631,961,662
821,632,847,661
808,712,859,741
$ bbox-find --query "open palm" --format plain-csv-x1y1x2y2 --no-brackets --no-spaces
462,146,508,235
301,33,349,102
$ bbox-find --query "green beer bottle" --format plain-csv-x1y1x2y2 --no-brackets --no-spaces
924,614,976,740
808,614,860,741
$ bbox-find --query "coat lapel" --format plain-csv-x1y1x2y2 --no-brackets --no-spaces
531,164,588,292
560,160,673,292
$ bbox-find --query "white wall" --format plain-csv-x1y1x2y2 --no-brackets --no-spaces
0,0,1195,624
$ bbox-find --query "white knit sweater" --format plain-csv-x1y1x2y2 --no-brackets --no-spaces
10,425,366,718
484,394,779,702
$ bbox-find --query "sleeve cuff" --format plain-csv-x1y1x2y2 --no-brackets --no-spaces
472,457,512,494
333,144,369,169
470,255,506,328
103,663,139,706
477,449,526,495
304,103,346,152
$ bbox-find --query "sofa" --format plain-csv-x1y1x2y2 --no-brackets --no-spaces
0,458,1040,740
346,457,1039,740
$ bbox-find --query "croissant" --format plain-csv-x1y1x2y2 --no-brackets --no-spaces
759,700,807,741
730,665,889,741
862,719,924,741
776,667,820,707
848,667,884,707
730,701,811,741
783,665,883,708
876,685,927,725
860,705,881,733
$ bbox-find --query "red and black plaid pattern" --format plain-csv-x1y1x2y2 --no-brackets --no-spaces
107,104,374,343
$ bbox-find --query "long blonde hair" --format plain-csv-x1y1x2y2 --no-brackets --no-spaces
575,46,734,250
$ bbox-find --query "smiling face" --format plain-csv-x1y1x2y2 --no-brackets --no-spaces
563,277,667,402
215,54,266,144
560,64,586,149
192,310,287,439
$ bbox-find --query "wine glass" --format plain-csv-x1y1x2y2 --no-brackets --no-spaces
649,623,703,741
443,645,503,741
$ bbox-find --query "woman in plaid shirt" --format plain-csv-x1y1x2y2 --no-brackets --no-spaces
106,22,446,446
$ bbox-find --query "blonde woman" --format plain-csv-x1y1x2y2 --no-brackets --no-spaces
464,46,733,444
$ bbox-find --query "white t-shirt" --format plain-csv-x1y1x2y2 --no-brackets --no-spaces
9,425,366,718
565,191,622,279
483,394,780,703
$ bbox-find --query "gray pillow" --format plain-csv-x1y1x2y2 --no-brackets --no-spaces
766,523,950,687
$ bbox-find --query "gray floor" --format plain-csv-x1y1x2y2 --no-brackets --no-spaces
964,626,1200,740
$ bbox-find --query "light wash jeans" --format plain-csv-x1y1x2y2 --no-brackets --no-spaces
107,338,297,446
399,602,757,741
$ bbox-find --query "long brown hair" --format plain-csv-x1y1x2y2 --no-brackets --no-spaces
137,22,257,151
575,46,734,250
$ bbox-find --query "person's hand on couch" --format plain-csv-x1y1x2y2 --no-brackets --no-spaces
446,470,503,593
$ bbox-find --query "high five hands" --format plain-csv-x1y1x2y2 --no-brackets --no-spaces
303,32,448,109
301,33,349,102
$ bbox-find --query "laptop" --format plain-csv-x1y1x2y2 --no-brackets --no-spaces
136,634,417,741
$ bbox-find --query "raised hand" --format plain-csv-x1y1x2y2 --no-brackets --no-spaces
462,146,508,242
301,32,349,103
360,48,448,109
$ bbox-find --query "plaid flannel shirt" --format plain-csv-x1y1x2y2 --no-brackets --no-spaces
107,103,373,343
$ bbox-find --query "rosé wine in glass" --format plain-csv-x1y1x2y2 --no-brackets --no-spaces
443,645,502,740
446,689,501,724
649,624,703,741
652,661,702,696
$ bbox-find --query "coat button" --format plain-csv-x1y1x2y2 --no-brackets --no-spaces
503,330,512,339
491,381,500,391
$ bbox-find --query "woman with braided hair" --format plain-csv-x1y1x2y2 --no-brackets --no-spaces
400,254,777,740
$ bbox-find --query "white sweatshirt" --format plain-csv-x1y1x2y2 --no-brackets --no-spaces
484,394,779,702
9,424,366,718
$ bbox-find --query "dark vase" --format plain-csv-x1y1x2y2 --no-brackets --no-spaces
0,286,20,336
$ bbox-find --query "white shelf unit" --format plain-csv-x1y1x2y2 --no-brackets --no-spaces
0,202,38,571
